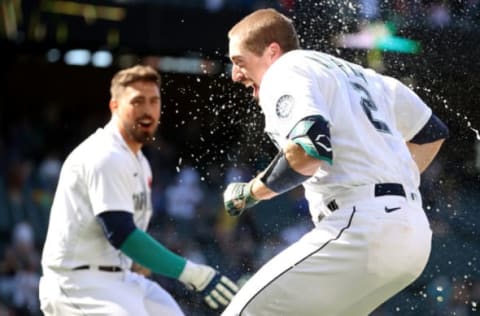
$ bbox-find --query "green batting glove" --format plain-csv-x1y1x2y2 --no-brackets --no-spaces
223,182,259,216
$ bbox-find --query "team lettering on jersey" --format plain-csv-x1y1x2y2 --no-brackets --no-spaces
132,191,147,211
306,52,367,84
307,52,392,134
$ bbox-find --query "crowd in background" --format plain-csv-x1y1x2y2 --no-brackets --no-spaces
141,0,480,30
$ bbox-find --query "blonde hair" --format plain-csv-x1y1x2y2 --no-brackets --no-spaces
110,65,160,98
228,8,300,56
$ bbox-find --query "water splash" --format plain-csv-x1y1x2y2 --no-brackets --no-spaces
467,121,480,140
417,86,480,141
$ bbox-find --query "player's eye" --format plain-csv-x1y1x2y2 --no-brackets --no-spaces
131,98,146,107
151,97,161,104
232,58,244,67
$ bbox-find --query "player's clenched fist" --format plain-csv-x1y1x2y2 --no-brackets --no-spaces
179,261,239,309
223,182,259,216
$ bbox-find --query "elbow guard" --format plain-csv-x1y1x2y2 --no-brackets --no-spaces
97,211,136,249
287,115,333,164
410,114,449,144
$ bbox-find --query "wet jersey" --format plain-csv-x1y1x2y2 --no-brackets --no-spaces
258,50,431,219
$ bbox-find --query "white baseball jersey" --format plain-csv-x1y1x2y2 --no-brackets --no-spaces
40,119,184,316
41,119,153,272
223,49,434,316
259,50,431,222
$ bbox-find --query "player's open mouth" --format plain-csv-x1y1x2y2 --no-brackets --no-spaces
137,118,154,129
252,84,259,98
246,83,259,98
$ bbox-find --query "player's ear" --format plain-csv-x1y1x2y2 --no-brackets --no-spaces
268,42,282,61
109,99,118,113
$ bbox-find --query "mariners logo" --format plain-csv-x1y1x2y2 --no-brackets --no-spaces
276,95,294,118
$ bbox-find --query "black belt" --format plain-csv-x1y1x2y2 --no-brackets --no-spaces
327,183,406,211
72,265,123,272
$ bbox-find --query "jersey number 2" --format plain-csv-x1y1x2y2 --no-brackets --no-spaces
351,82,391,134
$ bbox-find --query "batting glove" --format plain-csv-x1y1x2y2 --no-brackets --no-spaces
178,261,239,310
223,182,259,216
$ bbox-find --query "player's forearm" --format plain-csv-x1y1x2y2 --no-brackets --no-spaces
120,228,187,279
122,229,238,309
249,175,277,200
284,141,324,176
406,139,444,173
97,211,187,279
251,141,323,201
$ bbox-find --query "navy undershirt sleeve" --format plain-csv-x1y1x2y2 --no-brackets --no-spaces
97,211,136,249
410,113,449,144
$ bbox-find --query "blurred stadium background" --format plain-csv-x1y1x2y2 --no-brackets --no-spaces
1,0,479,315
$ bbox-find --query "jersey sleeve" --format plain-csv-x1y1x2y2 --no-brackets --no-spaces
390,77,432,141
260,56,332,144
86,154,134,216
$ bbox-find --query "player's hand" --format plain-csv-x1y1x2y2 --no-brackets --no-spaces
178,261,239,309
131,262,152,277
223,182,259,216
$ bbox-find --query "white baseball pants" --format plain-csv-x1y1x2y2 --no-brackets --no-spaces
222,194,432,316
39,269,184,316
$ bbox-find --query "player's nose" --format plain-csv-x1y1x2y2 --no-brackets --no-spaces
231,64,244,82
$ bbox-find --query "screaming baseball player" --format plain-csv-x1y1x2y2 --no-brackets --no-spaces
39,65,238,315
221,8,449,316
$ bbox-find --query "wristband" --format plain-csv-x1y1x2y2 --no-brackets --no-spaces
260,151,310,194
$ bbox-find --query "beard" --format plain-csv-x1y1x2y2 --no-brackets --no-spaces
127,121,158,145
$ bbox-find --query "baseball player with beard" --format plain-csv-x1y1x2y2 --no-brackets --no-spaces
222,8,449,316
39,65,238,316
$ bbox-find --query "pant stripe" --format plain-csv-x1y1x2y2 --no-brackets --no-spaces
239,207,358,315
